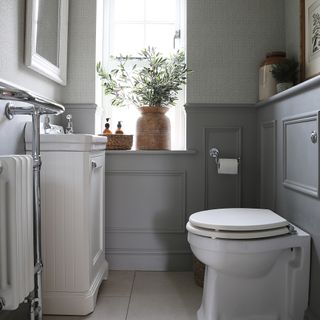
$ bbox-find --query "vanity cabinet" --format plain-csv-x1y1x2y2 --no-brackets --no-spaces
25,134,108,315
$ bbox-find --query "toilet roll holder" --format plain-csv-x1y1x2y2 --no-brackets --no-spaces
209,147,240,167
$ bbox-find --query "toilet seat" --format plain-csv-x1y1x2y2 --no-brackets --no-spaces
187,208,291,239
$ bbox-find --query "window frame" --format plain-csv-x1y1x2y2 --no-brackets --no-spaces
101,0,187,150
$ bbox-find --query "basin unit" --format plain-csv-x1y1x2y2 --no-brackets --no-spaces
25,132,108,315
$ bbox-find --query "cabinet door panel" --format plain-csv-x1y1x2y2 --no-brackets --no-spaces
90,154,105,278
283,112,319,197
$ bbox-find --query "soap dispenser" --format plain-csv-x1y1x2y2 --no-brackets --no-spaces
103,118,112,135
115,121,123,134
65,114,73,134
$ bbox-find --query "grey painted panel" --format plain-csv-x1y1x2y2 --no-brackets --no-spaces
106,252,192,271
204,127,242,209
257,82,320,317
260,121,277,210
106,232,189,252
283,112,319,197
105,170,186,233
186,105,258,209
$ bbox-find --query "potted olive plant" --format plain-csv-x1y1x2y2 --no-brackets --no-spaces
271,58,299,93
97,47,190,150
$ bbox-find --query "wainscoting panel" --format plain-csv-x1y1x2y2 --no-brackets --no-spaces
105,169,190,270
283,112,319,197
260,120,277,210
106,170,186,233
204,127,242,209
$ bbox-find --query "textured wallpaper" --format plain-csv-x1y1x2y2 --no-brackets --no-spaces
187,0,285,104
61,0,98,104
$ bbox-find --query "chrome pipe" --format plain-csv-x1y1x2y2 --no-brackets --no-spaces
31,110,43,320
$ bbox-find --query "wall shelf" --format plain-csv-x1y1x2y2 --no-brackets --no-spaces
256,75,320,108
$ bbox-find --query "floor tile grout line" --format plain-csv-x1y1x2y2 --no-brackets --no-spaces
125,271,136,320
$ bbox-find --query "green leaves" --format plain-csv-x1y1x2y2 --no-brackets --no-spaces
271,58,299,83
96,47,191,108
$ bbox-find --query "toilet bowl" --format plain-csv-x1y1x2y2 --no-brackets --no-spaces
187,208,310,320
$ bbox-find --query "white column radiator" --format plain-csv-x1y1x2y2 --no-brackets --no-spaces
0,155,34,310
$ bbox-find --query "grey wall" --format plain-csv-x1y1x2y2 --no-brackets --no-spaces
257,80,320,320
61,0,99,104
60,0,104,133
285,0,300,61
187,0,285,104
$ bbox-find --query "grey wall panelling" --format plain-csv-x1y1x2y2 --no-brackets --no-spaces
104,152,198,271
260,120,277,210
204,127,242,209
257,81,320,319
282,112,319,198
105,170,186,234
186,104,258,210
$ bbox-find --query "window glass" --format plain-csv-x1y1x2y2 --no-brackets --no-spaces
114,0,145,22
113,24,145,56
145,0,176,22
145,24,175,54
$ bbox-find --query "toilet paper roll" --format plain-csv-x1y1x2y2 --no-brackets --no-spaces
217,158,238,175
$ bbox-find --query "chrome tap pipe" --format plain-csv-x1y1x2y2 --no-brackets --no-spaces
0,79,64,320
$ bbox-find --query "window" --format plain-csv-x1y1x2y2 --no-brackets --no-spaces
101,0,186,150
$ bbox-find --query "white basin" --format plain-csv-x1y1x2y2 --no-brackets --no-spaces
25,124,107,152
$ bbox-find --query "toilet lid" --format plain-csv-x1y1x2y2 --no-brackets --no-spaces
186,221,290,239
189,208,289,232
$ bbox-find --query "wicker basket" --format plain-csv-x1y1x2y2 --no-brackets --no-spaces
193,256,205,287
102,134,133,150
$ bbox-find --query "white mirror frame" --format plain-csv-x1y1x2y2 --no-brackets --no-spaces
25,0,69,85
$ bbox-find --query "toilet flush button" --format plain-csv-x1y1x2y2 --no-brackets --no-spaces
311,131,317,144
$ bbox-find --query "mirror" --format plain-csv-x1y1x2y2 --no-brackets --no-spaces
25,0,69,85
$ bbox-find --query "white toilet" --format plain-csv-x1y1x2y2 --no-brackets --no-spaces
187,208,310,320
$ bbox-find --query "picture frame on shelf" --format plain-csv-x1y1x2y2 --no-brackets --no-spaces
301,0,320,80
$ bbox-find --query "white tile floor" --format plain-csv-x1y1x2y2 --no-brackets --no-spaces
44,271,203,320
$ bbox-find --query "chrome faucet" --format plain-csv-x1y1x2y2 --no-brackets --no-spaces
43,115,51,133
65,114,73,134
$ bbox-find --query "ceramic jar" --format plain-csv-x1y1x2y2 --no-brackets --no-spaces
136,107,171,150
259,52,286,101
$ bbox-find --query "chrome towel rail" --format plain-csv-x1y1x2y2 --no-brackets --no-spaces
0,78,65,116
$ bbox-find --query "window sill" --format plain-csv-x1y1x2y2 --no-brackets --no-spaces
105,149,197,155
